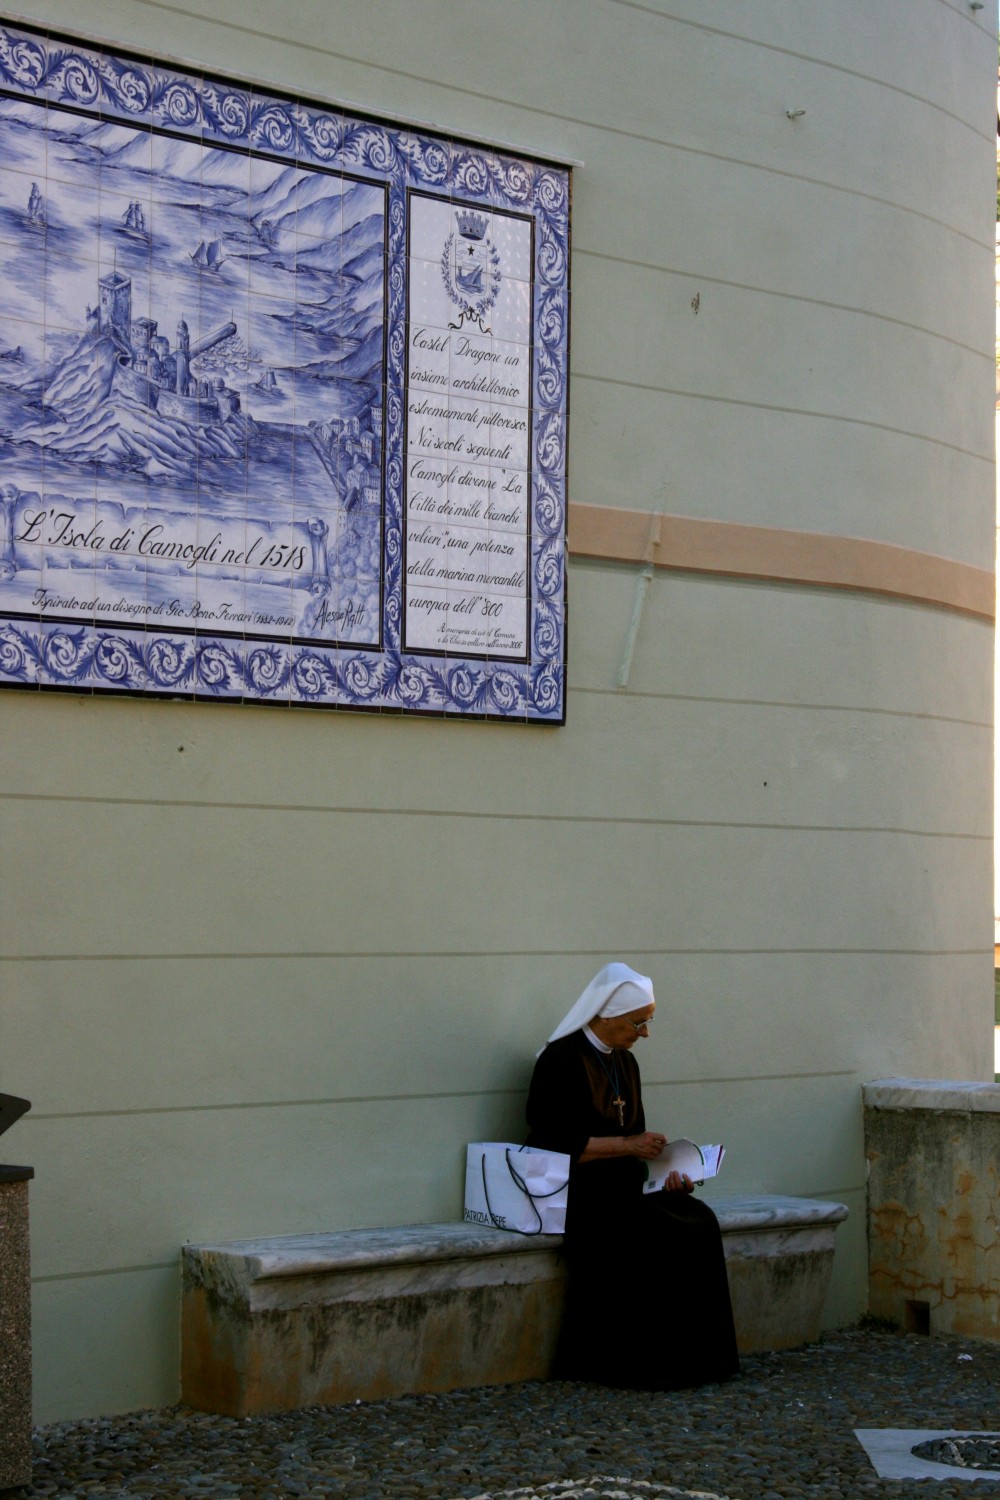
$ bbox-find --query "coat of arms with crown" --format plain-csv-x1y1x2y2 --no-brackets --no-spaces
441,208,502,333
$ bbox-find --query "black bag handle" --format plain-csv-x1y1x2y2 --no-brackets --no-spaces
505,1147,569,1199
477,1148,568,1237
479,1150,542,1235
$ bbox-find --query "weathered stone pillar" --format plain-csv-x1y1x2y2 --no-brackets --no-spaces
0,1166,33,1494
864,1079,1000,1341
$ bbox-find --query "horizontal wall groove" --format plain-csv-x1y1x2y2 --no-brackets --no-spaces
3,947,990,963
568,686,992,729
26,1087,525,1120
572,372,994,465
607,0,994,143
646,1069,856,1086
573,245,991,362
32,1263,175,1284
2,682,991,728
24,1070,858,1121
0,793,987,840
49,6,992,253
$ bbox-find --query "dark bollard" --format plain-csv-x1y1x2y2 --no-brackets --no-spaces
0,1095,32,1495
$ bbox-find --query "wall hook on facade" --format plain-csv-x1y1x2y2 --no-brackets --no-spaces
786,108,806,119
618,511,662,689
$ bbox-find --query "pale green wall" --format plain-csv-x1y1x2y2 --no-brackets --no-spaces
0,0,995,1422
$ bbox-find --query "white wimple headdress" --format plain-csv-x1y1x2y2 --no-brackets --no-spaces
540,962,655,1052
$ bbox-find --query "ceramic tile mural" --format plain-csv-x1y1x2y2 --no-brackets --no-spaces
0,26,569,720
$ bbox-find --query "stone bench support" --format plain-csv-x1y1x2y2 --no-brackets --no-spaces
714,1194,848,1356
181,1193,847,1415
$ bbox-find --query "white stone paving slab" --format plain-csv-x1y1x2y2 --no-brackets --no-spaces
855,1429,1000,1482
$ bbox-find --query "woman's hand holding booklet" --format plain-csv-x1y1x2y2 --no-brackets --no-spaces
642,1137,725,1192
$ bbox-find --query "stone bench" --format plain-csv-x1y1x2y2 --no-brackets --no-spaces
181,1193,847,1415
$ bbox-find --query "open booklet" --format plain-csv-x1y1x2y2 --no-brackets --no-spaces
642,1137,725,1193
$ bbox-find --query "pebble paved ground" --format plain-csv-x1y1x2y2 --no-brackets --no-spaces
15,1328,1000,1500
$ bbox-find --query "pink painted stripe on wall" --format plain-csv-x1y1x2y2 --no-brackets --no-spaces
568,503,995,622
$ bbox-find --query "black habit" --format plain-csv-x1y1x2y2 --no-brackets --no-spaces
526,1028,740,1389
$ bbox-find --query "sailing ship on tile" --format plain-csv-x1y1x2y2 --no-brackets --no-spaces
191,239,226,271
121,200,148,240
26,181,44,226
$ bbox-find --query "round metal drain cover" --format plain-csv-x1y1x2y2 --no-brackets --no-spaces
912,1436,1000,1472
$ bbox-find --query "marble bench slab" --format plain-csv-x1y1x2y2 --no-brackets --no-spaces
863,1078,1000,1113
181,1193,847,1414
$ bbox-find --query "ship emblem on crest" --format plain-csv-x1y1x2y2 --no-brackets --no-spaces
441,209,502,333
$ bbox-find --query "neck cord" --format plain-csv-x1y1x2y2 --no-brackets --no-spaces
594,1049,626,1127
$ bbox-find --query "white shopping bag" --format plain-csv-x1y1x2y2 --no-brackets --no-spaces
464,1142,570,1235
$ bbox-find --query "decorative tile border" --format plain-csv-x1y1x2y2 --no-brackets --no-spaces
0,25,568,720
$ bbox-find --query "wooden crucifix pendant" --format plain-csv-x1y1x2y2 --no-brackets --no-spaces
612,1096,625,1127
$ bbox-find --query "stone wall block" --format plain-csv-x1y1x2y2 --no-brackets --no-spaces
0,1172,33,1492
864,1079,1000,1339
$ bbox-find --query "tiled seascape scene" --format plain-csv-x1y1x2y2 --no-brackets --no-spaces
0,26,569,718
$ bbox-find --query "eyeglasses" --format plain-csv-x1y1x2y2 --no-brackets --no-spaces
627,1017,653,1033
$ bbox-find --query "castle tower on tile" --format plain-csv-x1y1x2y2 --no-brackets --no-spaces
98,271,132,342
175,317,190,397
